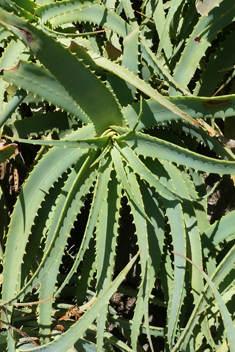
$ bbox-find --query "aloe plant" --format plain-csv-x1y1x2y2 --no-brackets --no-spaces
0,0,235,351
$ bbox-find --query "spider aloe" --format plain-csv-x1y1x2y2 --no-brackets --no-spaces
0,1,235,351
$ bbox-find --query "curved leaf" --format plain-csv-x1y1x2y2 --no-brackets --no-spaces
0,9,125,132
16,253,140,352
117,131,235,175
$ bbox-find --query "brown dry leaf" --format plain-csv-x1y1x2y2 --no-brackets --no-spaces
54,325,65,332
230,175,235,186
216,135,235,149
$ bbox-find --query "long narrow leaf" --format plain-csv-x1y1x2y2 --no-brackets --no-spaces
16,253,140,352
0,9,125,132
173,250,235,352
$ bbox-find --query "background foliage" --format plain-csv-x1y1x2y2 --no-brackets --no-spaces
0,0,235,351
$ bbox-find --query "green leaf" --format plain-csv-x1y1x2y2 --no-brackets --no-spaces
0,9,125,133
124,168,153,351
115,140,191,201
37,153,98,340
8,133,111,150
118,131,235,175
0,60,89,124
182,202,204,302
1,126,95,305
0,0,37,21
150,0,172,59
53,149,116,299
139,180,165,284
0,37,26,113
194,29,235,96
9,111,81,138
0,89,26,128
93,54,199,126
169,0,235,95
157,0,184,57
96,163,120,350
107,28,139,106
37,1,130,39
123,95,235,131
163,201,186,350
111,144,152,225
203,210,235,258
0,143,17,163
16,253,140,352
173,249,235,352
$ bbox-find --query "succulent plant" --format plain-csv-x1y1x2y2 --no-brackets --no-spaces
0,1,235,351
